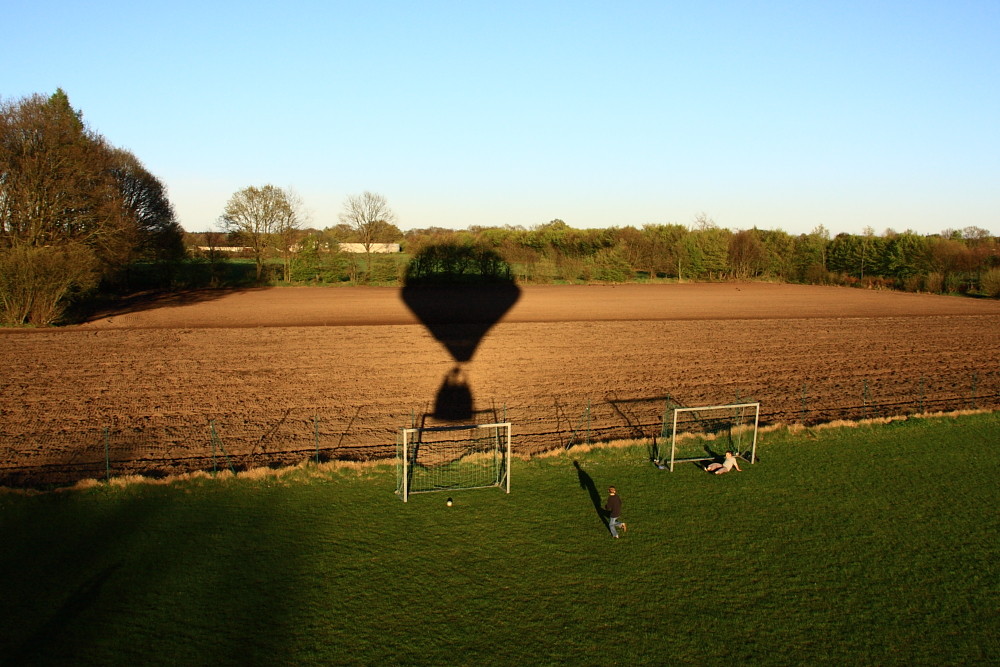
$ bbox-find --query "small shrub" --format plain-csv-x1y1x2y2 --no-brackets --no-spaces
944,273,966,294
979,268,1000,298
804,263,828,285
368,255,403,284
924,272,944,294
903,274,923,292
863,276,893,290
554,257,587,282
829,273,860,287
0,244,99,325
290,253,348,284
593,249,633,282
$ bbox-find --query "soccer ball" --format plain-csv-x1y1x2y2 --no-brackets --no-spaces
446,498,453,507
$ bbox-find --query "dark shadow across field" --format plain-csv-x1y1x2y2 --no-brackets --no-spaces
76,288,254,324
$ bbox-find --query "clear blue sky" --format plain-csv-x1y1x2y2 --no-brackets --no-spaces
4,1,998,236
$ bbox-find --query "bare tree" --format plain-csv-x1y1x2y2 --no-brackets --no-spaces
693,212,717,230
219,185,297,282
962,226,992,244
338,191,398,283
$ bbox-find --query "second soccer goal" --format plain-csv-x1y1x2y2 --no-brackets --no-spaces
660,402,760,472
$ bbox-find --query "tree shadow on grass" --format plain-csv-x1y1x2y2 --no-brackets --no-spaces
8,562,122,664
0,486,307,664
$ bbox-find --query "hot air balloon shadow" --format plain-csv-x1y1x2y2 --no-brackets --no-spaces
401,243,520,422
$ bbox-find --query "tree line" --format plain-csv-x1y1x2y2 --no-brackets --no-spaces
190,217,1000,297
441,218,1000,295
4,91,999,326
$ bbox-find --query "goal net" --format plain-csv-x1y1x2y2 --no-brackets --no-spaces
397,422,511,502
660,402,760,472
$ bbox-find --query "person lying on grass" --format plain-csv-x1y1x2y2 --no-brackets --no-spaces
705,450,742,475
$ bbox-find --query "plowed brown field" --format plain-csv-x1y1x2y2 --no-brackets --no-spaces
3,283,1000,486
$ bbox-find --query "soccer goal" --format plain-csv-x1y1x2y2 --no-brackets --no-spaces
397,422,511,502
661,402,760,472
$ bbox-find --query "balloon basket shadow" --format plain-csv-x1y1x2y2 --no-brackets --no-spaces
404,367,505,429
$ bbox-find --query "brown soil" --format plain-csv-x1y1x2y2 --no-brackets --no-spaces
3,283,999,485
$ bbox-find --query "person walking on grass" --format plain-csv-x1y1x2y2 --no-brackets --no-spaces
605,486,626,538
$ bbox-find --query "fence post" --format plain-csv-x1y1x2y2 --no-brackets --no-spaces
210,420,218,475
208,420,236,476
971,372,979,409
655,400,672,463
862,380,870,420
567,400,591,450
800,383,809,423
314,415,320,464
104,426,111,483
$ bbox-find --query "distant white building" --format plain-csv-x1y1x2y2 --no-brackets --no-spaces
338,243,401,253
196,246,252,253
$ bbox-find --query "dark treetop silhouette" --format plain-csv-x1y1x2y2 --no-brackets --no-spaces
401,243,520,421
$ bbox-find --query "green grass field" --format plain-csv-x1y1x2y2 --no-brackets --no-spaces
2,413,997,666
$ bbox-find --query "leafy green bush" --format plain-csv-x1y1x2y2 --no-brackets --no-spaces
592,248,633,282
979,267,1000,297
945,272,967,294
554,256,590,282
368,255,405,284
924,272,944,293
0,245,98,325
903,274,923,292
290,252,348,284
804,262,828,284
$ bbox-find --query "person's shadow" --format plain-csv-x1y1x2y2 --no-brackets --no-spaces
573,460,607,528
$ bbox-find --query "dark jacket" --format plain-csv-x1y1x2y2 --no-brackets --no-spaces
605,494,622,518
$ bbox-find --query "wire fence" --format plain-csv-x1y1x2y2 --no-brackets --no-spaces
1,373,997,488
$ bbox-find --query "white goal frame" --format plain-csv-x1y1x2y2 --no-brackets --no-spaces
667,402,760,472
398,422,511,502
